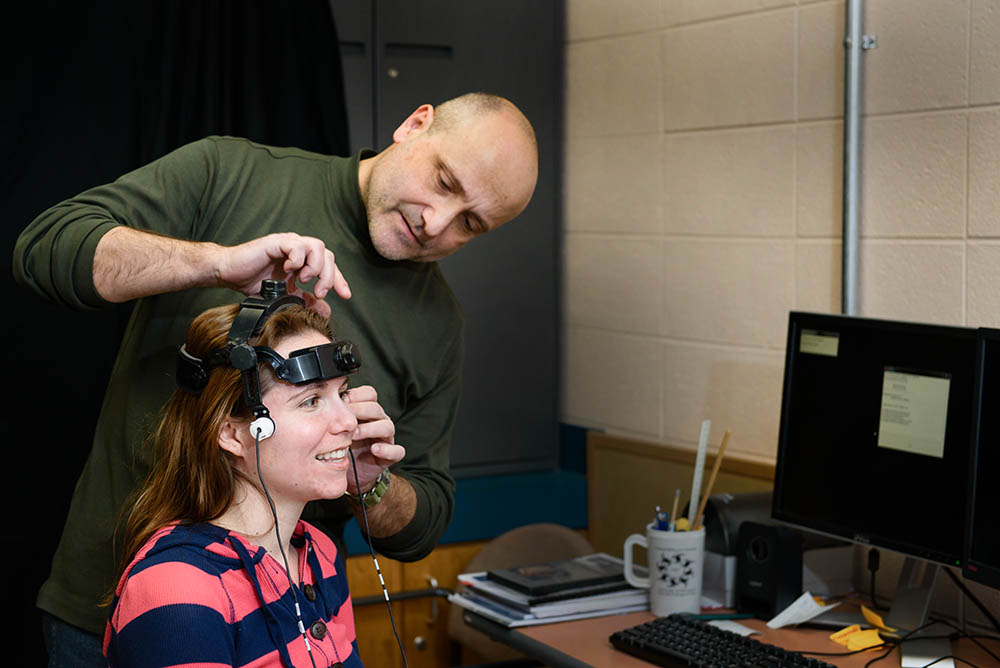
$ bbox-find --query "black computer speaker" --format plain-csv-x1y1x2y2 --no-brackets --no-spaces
735,521,803,618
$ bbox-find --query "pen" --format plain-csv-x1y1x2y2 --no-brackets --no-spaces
654,506,669,530
669,488,681,531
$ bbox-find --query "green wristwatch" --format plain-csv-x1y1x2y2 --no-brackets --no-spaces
346,469,391,508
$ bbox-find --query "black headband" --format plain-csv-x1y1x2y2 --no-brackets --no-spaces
175,280,361,420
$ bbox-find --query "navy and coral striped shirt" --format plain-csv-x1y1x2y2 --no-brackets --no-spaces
105,520,363,668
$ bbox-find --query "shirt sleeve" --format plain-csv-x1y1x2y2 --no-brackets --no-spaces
13,138,218,310
366,322,463,561
105,559,236,668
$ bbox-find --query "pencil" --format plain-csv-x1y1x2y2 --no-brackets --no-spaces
693,430,731,531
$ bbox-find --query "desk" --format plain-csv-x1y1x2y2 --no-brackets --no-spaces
463,610,1000,667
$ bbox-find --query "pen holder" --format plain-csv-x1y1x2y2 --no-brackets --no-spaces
624,522,705,616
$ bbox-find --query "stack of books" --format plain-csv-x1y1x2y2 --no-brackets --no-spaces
448,552,648,627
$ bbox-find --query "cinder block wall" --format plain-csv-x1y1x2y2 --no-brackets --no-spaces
562,0,1000,626
563,0,1000,458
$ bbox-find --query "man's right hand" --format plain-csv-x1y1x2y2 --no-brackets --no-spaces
93,228,351,316
215,233,352,317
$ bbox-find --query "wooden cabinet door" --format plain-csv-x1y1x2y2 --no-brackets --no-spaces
346,553,405,668
346,541,484,668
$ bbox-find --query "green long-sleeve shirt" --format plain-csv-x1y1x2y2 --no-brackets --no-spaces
14,136,462,635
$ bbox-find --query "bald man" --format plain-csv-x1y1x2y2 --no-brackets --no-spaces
15,92,538,665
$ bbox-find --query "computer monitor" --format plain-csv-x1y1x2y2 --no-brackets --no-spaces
772,311,978,633
965,328,1000,590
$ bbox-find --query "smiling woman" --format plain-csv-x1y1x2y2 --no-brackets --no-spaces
103,296,387,668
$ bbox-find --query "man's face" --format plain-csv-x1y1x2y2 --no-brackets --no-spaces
361,105,538,263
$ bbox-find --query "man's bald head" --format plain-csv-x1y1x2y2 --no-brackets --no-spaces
428,93,537,153
358,93,539,262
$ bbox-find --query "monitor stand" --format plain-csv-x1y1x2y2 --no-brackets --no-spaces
882,559,952,668
808,557,953,668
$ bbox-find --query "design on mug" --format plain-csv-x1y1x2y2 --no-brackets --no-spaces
656,552,695,587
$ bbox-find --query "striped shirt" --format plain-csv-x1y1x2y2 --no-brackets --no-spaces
105,520,363,667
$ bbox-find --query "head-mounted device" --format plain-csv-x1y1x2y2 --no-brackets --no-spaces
176,280,361,438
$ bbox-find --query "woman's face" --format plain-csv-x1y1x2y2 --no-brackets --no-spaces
239,330,359,506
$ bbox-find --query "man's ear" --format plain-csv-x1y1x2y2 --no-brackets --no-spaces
218,418,248,457
392,104,434,143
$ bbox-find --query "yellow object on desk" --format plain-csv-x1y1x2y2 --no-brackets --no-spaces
861,604,897,632
829,624,885,651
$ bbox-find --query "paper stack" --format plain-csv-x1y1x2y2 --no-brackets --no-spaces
448,552,649,628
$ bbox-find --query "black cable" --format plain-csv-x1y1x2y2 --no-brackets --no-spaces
255,427,322,668
349,448,409,668
928,616,1000,665
863,643,899,668
868,548,889,611
794,642,893,657
916,658,982,668
943,567,1000,634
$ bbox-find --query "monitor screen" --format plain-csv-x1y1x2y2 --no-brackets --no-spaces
772,312,977,567
965,328,1000,589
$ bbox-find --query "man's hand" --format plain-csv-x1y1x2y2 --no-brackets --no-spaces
215,233,352,317
93,228,351,316
345,385,405,494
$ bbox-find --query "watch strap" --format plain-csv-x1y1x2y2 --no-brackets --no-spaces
346,469,391,508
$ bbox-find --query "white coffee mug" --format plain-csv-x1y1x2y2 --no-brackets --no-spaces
623,522,705,616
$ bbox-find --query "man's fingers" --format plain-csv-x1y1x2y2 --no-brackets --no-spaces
347,385,378,403
286,242,351,302
354,418,394,443
371,443,405,465
299,291,332,318
312,250,352,300
350,400,389,422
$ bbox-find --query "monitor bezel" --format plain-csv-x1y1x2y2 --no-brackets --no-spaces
772,311,976,568
963,327,1000,589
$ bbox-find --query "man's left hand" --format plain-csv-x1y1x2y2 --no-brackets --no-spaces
346,385,404,494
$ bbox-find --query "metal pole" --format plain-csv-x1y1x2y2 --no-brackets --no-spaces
842,0,863,316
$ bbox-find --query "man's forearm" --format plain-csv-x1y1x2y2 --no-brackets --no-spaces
352,473,417,538
93,226,221,303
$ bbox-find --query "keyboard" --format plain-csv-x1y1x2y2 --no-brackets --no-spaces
609,614,838,667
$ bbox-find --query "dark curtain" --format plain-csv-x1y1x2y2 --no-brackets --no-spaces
3,2,350,662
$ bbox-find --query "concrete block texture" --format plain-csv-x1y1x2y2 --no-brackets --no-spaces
562,326,663,438
795,240,842,313
561,0,1000,467
863,0,969,115
661,239,795,349
859,241,964,324
662,341,785,460
566,33,662,139
662,9,796,130
663,0,794,27
969,109,1000,237
860,112,967,238
664,126,795,237
796,121,843,237
564,235,663,335
564,133,663,235
967,243,1000,327
797,0,845,121
971,0,1000,105
567,0,663,40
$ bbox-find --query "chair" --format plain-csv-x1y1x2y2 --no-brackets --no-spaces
447,523,596,666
